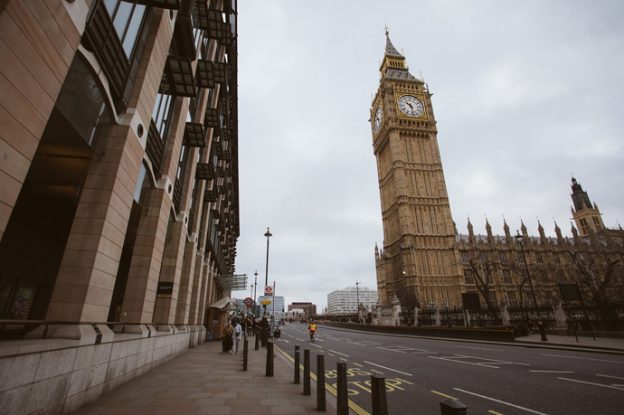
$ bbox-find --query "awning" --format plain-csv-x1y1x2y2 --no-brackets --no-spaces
208,297,232,309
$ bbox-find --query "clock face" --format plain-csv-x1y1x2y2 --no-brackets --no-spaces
397,95,425,117
373,106,383,133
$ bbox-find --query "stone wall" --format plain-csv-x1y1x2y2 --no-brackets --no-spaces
0,324,205,414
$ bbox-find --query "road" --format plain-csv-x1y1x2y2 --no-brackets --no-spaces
274,323,624,415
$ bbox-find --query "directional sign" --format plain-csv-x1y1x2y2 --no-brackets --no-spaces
261,298,272,305
264,285,273,296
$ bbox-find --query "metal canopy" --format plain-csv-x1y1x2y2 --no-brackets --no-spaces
159,56,196,97
195,162,214,180
204,107,219,128
196,60,226,88
184,122,206,147
217,273,247,290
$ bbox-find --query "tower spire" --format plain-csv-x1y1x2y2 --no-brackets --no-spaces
379,31,420,82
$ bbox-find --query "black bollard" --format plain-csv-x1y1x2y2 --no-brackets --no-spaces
371,376,388,415
316,354,326,411
265,340,274,377
255,330,259,350
243,338,248,371
336,362,348,415
294,345,300,384
440,399,467,415
303,349,311,395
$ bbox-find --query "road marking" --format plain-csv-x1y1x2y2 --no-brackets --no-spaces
339,357,348,362
558,377,624,391
310,343,323,349
456,345,502,352
488,410,505,415
596,373,624,381
371,369,384,375
431,390,457,400
329,350,350,357
296,338,304,342
454,388,549,415
543,354,624,364
316,338,324,342
363,361,413,377
397,377,413,385
429,356,500,369
280,339,290,343
530,370,574,374
352,362,363,367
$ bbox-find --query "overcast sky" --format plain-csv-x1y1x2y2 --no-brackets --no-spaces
230,1,624,312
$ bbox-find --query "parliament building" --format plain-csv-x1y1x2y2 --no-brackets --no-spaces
371,34,624,313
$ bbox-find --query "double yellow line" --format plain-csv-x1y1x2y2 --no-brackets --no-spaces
275,344,370,415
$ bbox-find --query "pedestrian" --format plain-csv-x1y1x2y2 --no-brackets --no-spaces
222,321,234,353
233,319,243,354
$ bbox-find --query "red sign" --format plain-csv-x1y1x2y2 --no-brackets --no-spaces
243,297,254,308
264,285,273,296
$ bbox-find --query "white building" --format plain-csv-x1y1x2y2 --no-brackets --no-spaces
327,287,378,315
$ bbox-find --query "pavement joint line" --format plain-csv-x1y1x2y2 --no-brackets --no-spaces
557,377,624,391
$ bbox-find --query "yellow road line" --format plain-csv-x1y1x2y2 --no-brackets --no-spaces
274,344,371,415
488,410,505,415
431,390,457,400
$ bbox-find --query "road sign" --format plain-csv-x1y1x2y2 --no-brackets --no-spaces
261,298,272,305
264,285,273,296
243,297,253,308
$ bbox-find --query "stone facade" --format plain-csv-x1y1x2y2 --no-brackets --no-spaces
0,1,239,413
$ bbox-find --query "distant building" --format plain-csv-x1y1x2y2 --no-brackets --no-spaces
327,287,378,315
258,295,285,319
288,302,317,320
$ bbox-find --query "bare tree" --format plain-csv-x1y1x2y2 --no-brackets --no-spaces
468,253,497,312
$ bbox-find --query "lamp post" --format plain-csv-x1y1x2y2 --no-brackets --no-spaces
263,227,272,317
355,281,360,323
515,231,548,341
253,270,258,317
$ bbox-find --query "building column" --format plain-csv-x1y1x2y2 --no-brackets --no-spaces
174,241,199,324
189,257,206,325
47,124,144,322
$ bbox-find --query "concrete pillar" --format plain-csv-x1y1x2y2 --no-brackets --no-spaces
47,123,143,322
153,219,186,324
174,242,200,324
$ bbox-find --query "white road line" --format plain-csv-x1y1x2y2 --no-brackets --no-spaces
280,339,290,343
371,369,384,375
596,374,624,381
530,370,574,374
543,354,624,364
454,388,549,415
339,357,348,362
352,362,363,367
296,338,304,342
455,346,502,352
310,343,323,349
363,361,413,377
329,350,350,357
316,338,324,342
558,377,624,391
427,356,500,369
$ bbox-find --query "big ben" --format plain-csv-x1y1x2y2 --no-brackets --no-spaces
372,32,464,310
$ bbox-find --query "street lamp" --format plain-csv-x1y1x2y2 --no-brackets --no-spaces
253,270,258,317
263,227,272,316
355,281,360,323
515,231,548,341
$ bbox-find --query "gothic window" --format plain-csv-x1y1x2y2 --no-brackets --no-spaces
464,269,475,285
502,269,512,285
461,251,470,263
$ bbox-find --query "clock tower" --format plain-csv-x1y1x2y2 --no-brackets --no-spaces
371,32,463,309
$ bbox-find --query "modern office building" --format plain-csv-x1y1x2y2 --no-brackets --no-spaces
327,286,378,315
0,1,240,413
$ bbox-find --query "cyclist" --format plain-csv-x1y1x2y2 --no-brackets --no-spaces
308,321,317,342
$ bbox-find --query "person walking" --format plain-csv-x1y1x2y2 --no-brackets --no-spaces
222,321,234,353
233,319,243,354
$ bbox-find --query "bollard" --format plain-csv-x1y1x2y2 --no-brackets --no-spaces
294,345,300,384
316,354,326,411
371,376,388,415
336,362,348,415
265,340,274,377
303,349,311,395
440,399,467,415
255,330,259,350
243,338,249,371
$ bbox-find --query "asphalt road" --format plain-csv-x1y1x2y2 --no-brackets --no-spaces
274,323,624,415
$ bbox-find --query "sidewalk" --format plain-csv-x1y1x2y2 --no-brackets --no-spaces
75,337,330,415
515,333,624,353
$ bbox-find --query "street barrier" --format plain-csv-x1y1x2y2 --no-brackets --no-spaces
265,340,274,377
294,345,300,384
316,354,326,411
303,349,311,395
243,338,248,371
336,362,348,415
440,398,467,414
371,375,388,415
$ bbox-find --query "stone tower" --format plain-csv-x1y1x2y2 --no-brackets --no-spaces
371,32,463,309
570,177,605,236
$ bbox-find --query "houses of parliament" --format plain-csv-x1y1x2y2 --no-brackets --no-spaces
371,33,624,312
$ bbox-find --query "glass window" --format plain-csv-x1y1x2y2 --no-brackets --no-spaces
152,93,173,139
103,1,146,59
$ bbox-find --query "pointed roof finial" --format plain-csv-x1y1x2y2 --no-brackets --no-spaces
385,25,389,37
